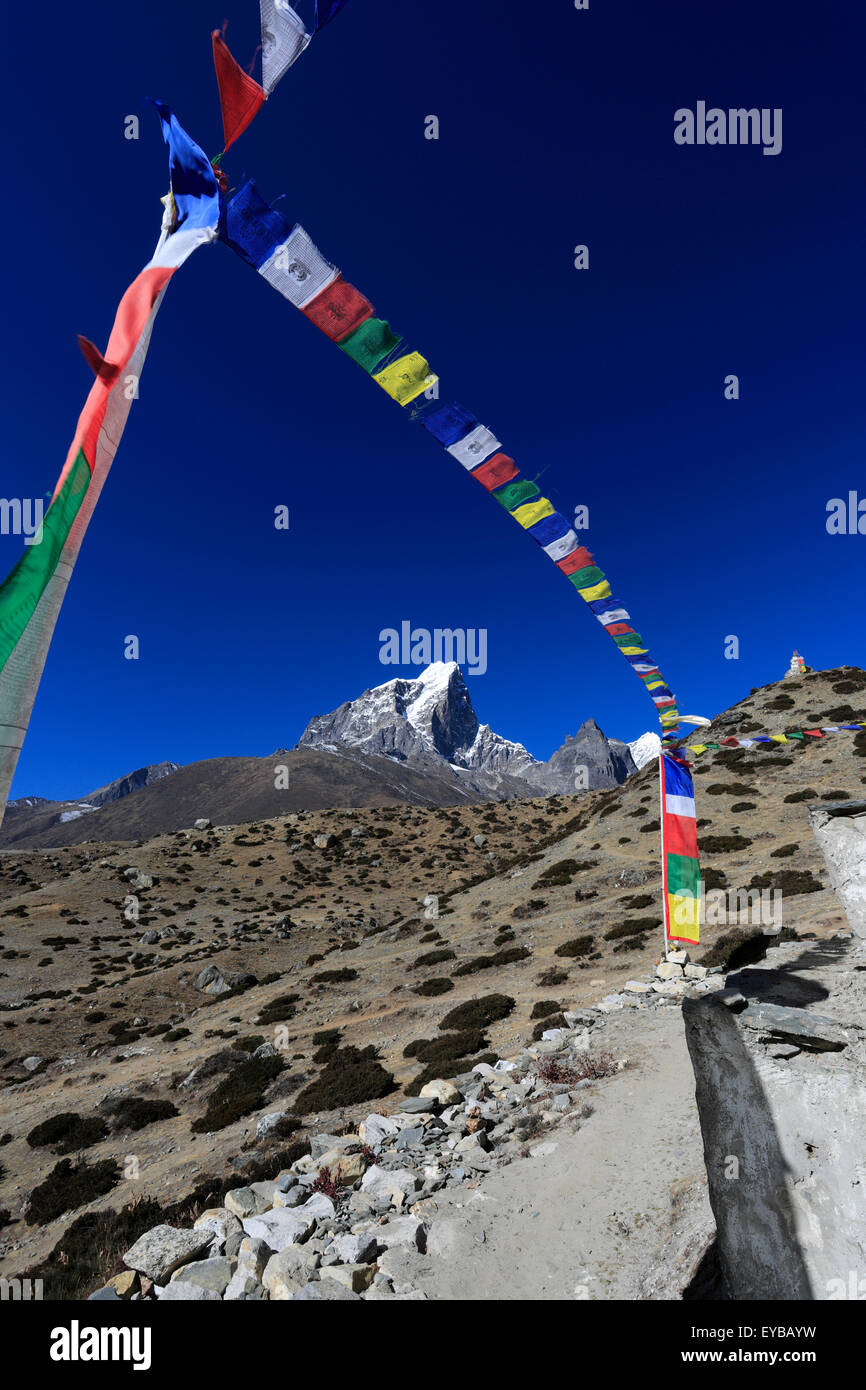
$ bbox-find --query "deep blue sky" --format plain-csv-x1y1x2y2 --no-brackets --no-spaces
2,0,864,799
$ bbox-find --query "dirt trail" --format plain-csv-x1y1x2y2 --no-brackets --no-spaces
413,1006,713,1300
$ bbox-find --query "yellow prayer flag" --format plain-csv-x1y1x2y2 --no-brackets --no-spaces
668,892,700,943
373,353,436,405
576,578,612,603
511,497,555,529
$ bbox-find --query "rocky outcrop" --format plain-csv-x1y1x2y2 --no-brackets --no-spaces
297,662,537,780
683,936,866,1300
524,718,636,793
809,800,866,939
298,662,637,795
84,762,180,808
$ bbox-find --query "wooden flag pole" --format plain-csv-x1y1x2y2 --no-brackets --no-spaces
658,751,669,963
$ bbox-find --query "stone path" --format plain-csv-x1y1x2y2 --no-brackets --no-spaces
412,1007,712,1300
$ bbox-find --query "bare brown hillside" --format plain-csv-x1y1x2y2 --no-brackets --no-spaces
0,665,863,1283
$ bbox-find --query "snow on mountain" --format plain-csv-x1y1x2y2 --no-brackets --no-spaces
298,661,538,780
627,731,662,770
298,662,637,794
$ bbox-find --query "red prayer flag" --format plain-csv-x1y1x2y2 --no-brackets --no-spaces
556,546,595,576
472,453,518,491
212,31,266,152
662,812,699,859
302,276,375,342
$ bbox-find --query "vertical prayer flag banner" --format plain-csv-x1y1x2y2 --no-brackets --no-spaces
660,752,701,946
0,107,218,828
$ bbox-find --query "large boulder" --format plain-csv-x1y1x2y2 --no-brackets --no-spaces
241,1208,315,1253
123,1226,213,1284
683,940,866,1300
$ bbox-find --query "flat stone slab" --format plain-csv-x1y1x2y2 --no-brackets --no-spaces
292,1280,362,1301
241,1208,315,1252
155,1282,221,1301
739,1002,849,1051
170,1257,234,1295
123,1225,213,1283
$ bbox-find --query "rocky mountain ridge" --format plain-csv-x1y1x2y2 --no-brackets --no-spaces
298,661,638,797
2,665,643,849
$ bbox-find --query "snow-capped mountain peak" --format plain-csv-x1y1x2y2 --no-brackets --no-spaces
299,662,534,776
627,731,662,770
298,663,638,795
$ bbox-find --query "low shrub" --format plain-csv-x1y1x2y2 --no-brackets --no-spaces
530,1000,561,1020
533,859,581,887
310,1165,344,1201
698,928,768,970
412,948,456,969
26,1113,108,1154
453,946,530,976
532,1013,568,1040
700,834,753,853
603,918,657,941
554,936,594,958
411,1031,488,1065
256,994,299,1025
25,1157,121,1225
747,869,823,896
405,1053,497,1096
511,899,548,920
19,1173,227,1298
293,1046,395,1115
103,1098,178,1132
536,968,568,987
700,868,728,890
438,995,515,1031
191,1055,284,1133
535,1052,616,1086
412,977,454,997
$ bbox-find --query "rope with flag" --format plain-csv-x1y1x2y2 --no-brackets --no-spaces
216,178,683,741
686,723,864,756
1,4,692,912
211,2,355,151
